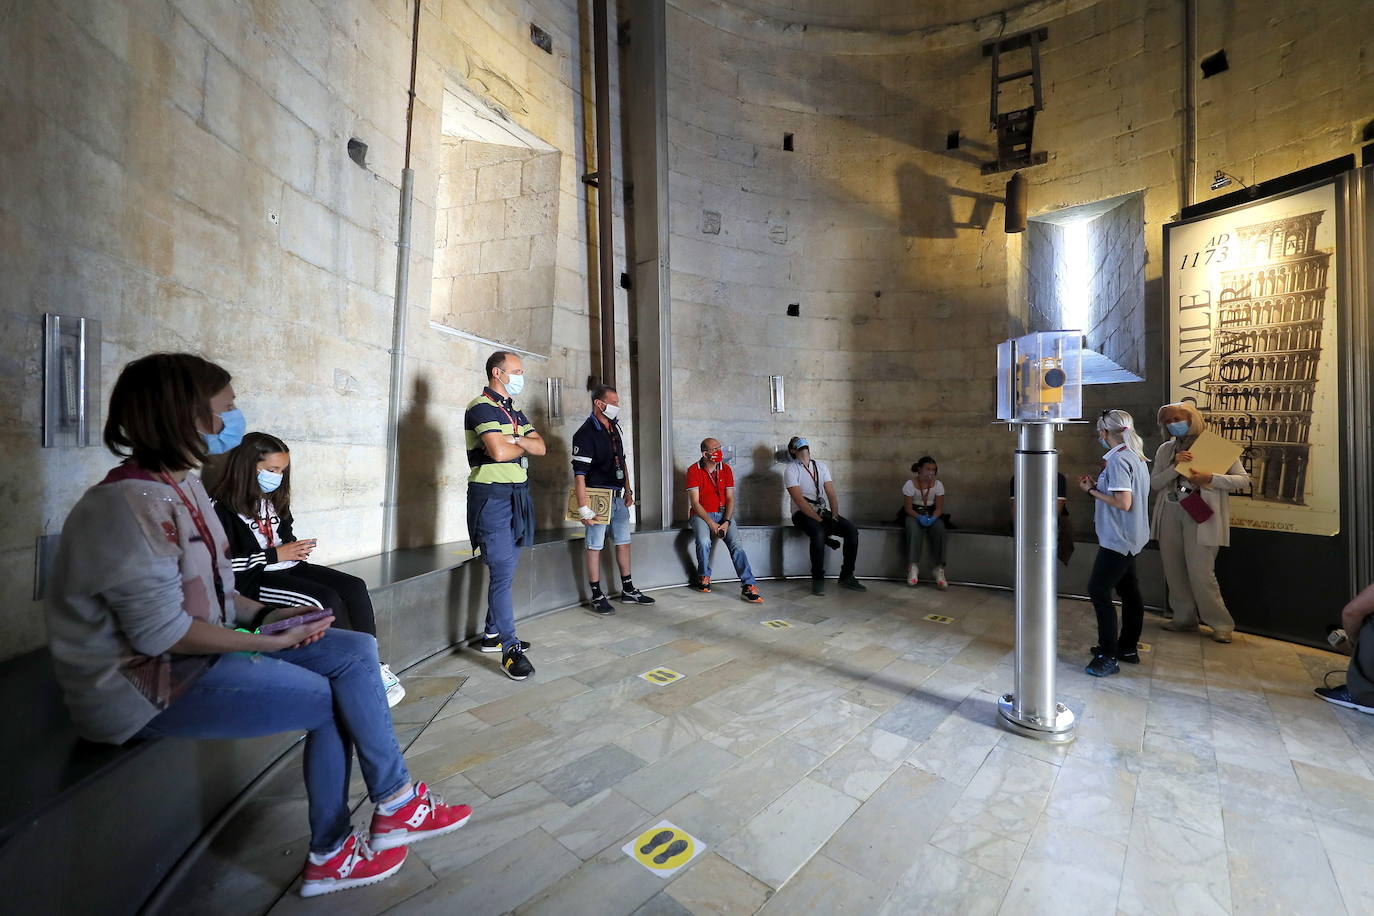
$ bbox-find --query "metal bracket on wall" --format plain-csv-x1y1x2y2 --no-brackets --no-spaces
982,28,1049,175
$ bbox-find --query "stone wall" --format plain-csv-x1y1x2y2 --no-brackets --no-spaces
0,0,628,660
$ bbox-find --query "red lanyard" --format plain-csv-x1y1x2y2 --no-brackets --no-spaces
158,471,225,606
703,462,726,506
917,482,936,507
804,460,820,494
485,392,519,432
255,498,276,547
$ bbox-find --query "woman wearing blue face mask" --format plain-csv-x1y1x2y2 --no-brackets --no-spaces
210,433,404,706
201,377,247,454
1150,402,1249,644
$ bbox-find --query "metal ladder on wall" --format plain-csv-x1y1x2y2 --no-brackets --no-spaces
982,27,1049,174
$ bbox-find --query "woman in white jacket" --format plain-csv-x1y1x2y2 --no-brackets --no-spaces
1151,402,1250,643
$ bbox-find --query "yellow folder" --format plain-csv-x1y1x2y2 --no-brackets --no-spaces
1174,430,1243,477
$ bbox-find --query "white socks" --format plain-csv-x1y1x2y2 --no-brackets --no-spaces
377,784,417,815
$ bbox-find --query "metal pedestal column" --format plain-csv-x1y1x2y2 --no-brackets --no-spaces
999,421,1076,743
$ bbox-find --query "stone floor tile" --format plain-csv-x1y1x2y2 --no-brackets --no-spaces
716,778,859,889
877,844,1009,915
757,853,882,915
810,726,916,801
1224,809,1346,915
467,676,592,725
782,695,881,756
417,781,569,878
616,739,740,814
1043,755,1137,845
665,852,772,915
395,828,579,915
1118,813,1230,916
540,786,656,860
999,819,1126,916
538,744,649,806
698,736,824,819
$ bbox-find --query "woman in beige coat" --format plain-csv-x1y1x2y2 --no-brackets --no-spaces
1150,402,1250,642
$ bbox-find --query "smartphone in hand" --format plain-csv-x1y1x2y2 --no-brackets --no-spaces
260,608,334,635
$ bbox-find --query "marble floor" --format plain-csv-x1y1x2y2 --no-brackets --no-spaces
164,581,1374,916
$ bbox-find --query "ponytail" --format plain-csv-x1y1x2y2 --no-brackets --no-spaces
1099,409,1149,463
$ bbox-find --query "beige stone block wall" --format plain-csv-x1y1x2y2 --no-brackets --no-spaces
0,0,630,660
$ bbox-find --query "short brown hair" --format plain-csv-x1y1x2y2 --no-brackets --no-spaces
104,353,230,473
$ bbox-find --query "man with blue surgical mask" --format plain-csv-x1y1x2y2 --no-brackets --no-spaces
464,351,545,681
201,382,245,454
783,436,865,596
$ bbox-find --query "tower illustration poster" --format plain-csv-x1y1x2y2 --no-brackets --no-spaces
1166,182,1340,536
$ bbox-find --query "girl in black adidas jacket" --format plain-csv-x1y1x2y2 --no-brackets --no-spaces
210,432,403,706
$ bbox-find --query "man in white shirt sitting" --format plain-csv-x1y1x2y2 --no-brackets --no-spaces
783,436,865,596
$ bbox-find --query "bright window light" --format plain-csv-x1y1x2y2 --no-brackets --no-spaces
1059,219,1090,334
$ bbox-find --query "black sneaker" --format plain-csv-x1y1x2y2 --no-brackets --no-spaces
740,584,763,604
839,576,868,592
690,577,712,593
1091,645,1139,664
1314,684,1374,713
479,634,531,654
811,579,827,596
1085,654,1119,678
589,594,615,615
824,537,841,550
620,588,656,605
502,647,535,680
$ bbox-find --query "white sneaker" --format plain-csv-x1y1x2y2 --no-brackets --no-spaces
907,563,919,586
934,566,948,590
380,663,405,708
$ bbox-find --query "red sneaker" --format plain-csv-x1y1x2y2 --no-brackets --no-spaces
300,832,406,898
369,782,472,851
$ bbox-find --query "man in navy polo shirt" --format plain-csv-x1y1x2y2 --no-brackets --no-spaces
572,385,656,614
464,351,544,680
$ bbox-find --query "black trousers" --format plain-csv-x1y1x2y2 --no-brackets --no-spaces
257,562,378,637
792,512,859,581
1088,547,1144,657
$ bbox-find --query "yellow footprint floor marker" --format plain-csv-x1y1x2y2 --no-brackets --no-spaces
924,613,956,624
638,667,684,686
622,820,705,877
1137,643,1152,652
761,619,792,629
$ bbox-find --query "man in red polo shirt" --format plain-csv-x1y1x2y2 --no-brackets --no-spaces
686,438,763,603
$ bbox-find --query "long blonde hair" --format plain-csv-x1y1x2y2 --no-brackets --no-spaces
1156,401,1205,440
1098,408,1149,462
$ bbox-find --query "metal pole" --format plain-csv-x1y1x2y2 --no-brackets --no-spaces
999,421,1075,742
592,0,616,387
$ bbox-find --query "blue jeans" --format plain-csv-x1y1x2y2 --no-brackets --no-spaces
584,495,632,551
470,485,522,651
138,629,410,853
689,511,756,586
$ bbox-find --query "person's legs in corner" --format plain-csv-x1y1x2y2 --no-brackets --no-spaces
613,498,654,605
689,513,714,590
1158,502,1201,631
1316,585,1374,712
258,564,402,705
832,516,864,591
904,515,925,584
473,492,532,679
719,519,761,602
1115,554,1146,656
792,512,828,594
929,519,948,589
1086,547,1130,676
584,514,612,613
1181,529,1235,640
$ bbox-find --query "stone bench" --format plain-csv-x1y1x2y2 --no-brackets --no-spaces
2,522,1162,913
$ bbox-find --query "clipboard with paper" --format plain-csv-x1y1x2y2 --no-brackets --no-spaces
1174,430,1243,477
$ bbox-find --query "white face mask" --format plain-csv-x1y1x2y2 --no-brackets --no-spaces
602,402,621,421
503,371,525,397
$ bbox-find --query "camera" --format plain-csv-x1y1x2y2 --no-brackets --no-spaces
914,505,932,516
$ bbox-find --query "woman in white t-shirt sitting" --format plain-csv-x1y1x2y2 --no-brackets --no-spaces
902,456,948,589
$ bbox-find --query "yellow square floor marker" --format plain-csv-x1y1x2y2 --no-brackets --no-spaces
638,667,684,686
761,619,792,629
623,821,705,877
1137,643,1152,652
924,613,956,624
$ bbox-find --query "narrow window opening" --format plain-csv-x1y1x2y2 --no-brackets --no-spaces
783,133,794,152
946,130,961,150
1200,50,1228,78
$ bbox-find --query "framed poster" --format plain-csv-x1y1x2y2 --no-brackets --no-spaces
1165,182,1340,536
